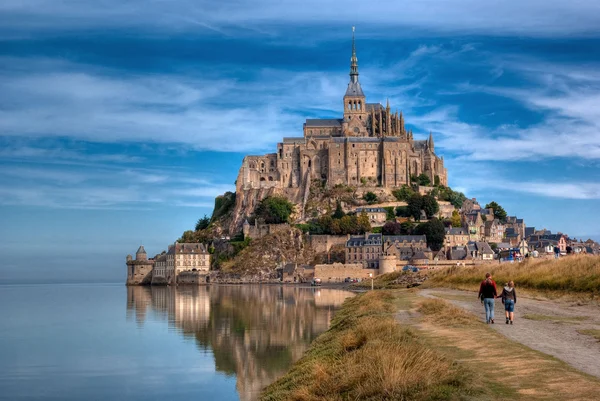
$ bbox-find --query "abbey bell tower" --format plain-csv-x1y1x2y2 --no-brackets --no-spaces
343,27,368,136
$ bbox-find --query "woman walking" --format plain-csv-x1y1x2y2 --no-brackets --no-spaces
499,281,517,324
478,273,497,324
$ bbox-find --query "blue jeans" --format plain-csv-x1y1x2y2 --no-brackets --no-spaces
484,298,495,322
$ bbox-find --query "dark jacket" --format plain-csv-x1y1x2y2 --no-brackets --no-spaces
500,286,517,303
478,279,497,299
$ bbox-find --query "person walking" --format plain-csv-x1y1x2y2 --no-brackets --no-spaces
478,273,497,324
499,280,517,324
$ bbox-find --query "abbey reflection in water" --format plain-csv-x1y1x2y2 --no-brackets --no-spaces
126,285,354,401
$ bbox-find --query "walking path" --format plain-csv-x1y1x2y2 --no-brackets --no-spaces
420,288,600,379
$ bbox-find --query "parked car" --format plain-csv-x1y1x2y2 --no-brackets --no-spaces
402,265,416,272
311,278,322,286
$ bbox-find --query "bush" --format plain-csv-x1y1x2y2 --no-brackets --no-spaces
392,185,414,201
382,221,403,235
384,207,395,221
255,196,294,224
363,191,378,204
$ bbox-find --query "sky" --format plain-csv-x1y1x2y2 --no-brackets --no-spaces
1,0,600,283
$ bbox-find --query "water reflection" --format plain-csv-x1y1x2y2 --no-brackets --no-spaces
126,285,354,401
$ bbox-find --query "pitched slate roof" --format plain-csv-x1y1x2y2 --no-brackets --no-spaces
305,119,343,127
356,207,387,213
446,227,467,235
346,234,382,247
345,81,365,97
136,245,146,254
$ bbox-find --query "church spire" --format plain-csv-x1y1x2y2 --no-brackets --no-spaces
350,26,359,84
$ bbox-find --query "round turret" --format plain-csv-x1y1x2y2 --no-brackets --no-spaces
378,255,396,275
126,254,132,262
135,245,147,261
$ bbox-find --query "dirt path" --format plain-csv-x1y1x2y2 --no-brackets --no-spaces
420,288,600,379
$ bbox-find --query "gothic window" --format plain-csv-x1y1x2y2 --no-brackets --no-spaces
353,127,359,133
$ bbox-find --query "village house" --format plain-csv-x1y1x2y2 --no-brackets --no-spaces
345,233,428,268
355,207,388,226
444,227,469,247
462,212,485,241
466,241,495,260
505,216,526,239
484,219,505,243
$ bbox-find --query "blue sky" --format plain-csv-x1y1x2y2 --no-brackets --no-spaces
1,1,600,283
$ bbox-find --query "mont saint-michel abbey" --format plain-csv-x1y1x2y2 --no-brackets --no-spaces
238,30,447,192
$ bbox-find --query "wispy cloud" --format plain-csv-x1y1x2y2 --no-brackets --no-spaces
1,0,600,37
0,163,234,209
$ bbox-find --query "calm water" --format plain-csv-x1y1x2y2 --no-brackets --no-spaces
0,284,354,401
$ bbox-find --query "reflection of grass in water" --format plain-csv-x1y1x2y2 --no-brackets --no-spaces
522,314,589,323
577,329,600,342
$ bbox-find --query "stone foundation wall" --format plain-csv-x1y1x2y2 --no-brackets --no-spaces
314,263,377,283
177,271,209,285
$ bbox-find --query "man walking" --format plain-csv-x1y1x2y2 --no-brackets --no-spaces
478,273,498,324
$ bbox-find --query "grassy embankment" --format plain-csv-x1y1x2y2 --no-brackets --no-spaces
429,255,600,297
350,271,425,290
261,290,482,401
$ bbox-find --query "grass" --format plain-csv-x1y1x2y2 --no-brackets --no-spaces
428,255,600,296
522,314,589,323
410,296,600,400
350,271,425,290
578,329,600,342
418,298,475,326
260,291,481,401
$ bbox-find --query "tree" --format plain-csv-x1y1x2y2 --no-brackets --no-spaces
332,201,345,219
450,210,462,228
195,214,210,231
395,206,410,217
485,201,507,222
356,212,372,234
384,207,395,221
363,191,378,204
178,230,197,243
255,196,294,224
421,194,439,219
434,175,441,186
415,218,445,251
489,242,498,252
417,173,431,186
392,185,414,201
407,193,423,221
400,221,415,235
382,221,403,235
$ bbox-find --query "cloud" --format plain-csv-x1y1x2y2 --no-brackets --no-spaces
1,0,600,37
0,162,234,209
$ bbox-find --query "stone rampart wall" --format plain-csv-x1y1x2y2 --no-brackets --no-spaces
126,263,153,286
309,235,349,253
314,263,377,283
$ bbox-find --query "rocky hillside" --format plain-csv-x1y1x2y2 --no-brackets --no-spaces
220,226,315,276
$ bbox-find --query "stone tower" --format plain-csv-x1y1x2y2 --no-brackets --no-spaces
342,27,368,136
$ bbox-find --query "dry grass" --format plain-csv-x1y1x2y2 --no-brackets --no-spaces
260,291,481,401
418,298,476,326
578,329,600,342
522,314,589,323
429,255,600,296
